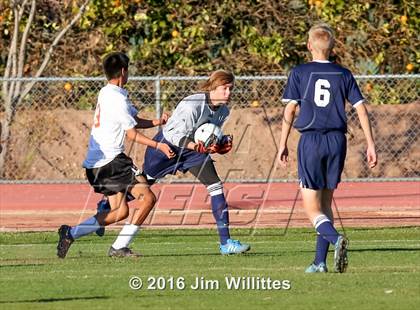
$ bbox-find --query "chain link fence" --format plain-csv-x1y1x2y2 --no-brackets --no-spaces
0,75,419,182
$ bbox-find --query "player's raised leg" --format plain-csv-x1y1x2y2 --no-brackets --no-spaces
57,192,129,258
95,192,137,237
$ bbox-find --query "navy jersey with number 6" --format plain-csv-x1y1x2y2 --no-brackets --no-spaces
282,60,364,133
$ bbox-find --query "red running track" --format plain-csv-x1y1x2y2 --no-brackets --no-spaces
0,182,419,231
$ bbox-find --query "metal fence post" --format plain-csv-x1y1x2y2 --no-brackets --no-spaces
155,76,161,129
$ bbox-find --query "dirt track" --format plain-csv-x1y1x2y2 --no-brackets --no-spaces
1,182,419,231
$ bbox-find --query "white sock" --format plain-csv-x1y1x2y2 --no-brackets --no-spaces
111,224,140,250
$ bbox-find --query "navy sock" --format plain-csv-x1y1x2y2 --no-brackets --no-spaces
314,234,330,265
314,214,339,245
210,193,230,245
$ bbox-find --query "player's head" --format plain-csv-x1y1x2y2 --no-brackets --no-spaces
103,52,129,85
200,70,235,106
307,24,335,57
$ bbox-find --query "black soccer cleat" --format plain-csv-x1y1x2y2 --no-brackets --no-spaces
57,225,74,259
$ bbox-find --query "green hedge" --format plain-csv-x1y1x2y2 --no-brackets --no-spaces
0,0,418,76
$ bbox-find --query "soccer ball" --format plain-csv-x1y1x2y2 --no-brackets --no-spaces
194,123,223,147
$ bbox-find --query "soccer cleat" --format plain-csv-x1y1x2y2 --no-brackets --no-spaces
305,262,328,273
95,199,110,237
334,235,349,273
57,225,74,259
219,239,251,255
108,247,142,258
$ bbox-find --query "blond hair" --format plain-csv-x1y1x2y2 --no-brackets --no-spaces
308,23,335,54
199,70,235,91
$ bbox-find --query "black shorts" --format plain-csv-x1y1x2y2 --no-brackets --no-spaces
86,153,139,196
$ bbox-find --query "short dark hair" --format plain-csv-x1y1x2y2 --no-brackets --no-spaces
102,52,129,80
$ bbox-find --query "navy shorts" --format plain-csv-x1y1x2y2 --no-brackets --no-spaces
86,153,139,196
297,131,347,190
143,131,211,179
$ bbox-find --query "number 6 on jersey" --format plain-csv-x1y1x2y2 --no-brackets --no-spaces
314,79,331,107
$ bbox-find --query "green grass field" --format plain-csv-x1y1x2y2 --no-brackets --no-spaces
1,227,419,309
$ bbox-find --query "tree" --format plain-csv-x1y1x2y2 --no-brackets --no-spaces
0,0,91,177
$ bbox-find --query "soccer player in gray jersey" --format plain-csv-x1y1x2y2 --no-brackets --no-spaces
162,91,230,147
98,70,250,255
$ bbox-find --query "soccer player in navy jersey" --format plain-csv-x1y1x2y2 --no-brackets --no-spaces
279,24,377,273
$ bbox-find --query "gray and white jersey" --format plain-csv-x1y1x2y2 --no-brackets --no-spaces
163,93,230,147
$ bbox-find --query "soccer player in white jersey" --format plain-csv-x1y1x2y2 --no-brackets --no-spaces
56,52,175,258
97,70,251,255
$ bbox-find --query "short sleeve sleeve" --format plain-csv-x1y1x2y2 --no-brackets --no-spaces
128,102,139,117
282,68,300,104
347,74,364,107
116,99,137,130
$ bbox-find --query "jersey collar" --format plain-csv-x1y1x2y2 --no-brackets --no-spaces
312,60,331,63
107,83,128,96
205,92,220,111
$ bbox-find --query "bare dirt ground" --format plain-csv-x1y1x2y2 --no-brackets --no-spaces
3,103,419,180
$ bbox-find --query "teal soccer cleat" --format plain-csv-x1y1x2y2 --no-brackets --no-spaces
219,239,250,255
305,262,328,273
334,235,349,273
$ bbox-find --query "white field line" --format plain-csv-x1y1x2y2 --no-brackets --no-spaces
1,239,419,248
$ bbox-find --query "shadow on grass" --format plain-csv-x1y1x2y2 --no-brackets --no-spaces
0,263,45,268
142,249,315,258
0,296,109,304
349,247,420,252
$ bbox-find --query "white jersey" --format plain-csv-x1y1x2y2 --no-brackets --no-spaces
83,84,138,168
163,93,230,147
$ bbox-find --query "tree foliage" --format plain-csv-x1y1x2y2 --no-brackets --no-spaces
0,0,418,76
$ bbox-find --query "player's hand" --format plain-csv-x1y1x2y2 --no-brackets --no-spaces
216,135,233,154
278,145,289,167
207,143,221,154
367,145,377,168
194,141,208,153
157,142,175,159
157,113,169,126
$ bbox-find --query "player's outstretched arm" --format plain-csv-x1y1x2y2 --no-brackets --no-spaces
355,103,377,168
135,112,169,129
278,102,297,166
125,127,175,158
